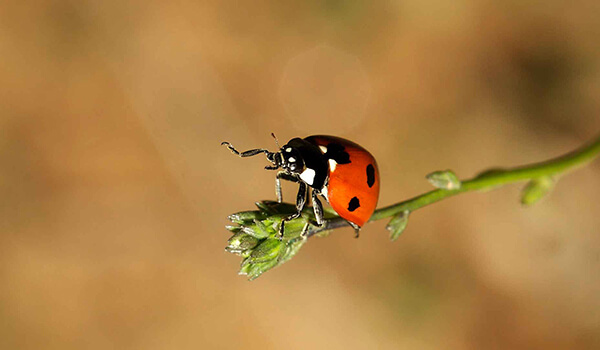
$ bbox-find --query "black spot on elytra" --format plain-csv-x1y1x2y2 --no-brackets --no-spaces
366,164,375,187
324,143,351,164
348,197,360,212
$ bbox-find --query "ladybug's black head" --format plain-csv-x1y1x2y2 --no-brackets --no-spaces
265,151,282,168
279,145,305,174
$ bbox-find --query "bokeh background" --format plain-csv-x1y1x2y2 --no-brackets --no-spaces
2,1,600,349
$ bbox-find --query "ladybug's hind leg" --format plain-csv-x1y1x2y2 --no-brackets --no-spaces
278,182,308,240
348,221,361,238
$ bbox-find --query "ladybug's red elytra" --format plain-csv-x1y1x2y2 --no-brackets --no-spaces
222,135,380,238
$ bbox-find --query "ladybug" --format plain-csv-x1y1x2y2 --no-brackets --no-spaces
222,135,380,237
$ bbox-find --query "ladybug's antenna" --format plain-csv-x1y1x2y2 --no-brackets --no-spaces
271,133,280,149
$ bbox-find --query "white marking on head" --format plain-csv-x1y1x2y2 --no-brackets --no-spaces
299,168,316,185
288,157,296,162
328,159,337,172
285,147,292,153
318,145,327,153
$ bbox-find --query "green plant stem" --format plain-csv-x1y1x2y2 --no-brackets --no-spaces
309,134,600,236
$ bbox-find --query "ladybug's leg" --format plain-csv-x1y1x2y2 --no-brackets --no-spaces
300,222,310,237
311,190,324,227
275,172,298,203
221,142,269,157
348,221,361,238
278,182,307,239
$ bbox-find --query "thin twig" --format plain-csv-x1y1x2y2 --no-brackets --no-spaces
307,134,600,238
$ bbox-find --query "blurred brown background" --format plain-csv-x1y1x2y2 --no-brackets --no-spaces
1,1,600,349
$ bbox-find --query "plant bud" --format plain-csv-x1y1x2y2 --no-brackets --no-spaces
387,210,410,241
426,170,461,190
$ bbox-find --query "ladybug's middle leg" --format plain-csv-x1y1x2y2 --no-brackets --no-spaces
278,182,307,239
311,190,324,227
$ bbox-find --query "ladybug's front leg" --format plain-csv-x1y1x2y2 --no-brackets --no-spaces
275,171,298,203
278,182,307,239
221,142,269,157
